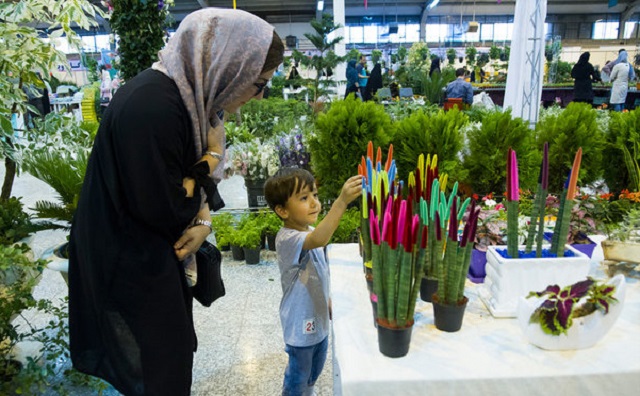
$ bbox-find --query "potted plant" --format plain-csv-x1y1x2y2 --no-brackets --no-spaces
229,139,279,208
601,208,640,265
211,212,234,251
360,143,427,357
257,209,282,252
227,226,245,261
517,275,625,350
481,148,592,318
238,222,262,265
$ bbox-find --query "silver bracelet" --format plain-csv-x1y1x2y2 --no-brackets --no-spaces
191,218,212,232
204,151,224,161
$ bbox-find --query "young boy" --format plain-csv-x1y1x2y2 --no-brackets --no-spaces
264,168,362,396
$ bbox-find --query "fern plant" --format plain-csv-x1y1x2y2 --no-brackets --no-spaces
535,102,604,193
462,109,539,194
308,95,392,202
392,108,468,184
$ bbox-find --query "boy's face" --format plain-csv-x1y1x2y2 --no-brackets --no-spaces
276,181,321,231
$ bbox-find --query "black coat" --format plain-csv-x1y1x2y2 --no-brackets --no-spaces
572,61,599,101
69,69,200,396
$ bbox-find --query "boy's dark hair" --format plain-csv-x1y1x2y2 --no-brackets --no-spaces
264,168,316,212
456,67,466,77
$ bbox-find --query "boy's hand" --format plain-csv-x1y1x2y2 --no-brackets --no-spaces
336,175,363,206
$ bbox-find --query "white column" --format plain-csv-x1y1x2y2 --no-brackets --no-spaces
503,0,547,129
333,0,346,100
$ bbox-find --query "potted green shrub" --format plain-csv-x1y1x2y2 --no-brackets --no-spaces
211,212,235,251
238,223,262,265
258,209,282,251
391,108,468,184
227,226,245,261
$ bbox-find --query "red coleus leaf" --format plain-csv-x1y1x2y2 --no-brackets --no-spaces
568,278,594,299
555,298,574,329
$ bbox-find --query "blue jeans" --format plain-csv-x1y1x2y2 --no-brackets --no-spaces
612,103,625,112
282,336,328,396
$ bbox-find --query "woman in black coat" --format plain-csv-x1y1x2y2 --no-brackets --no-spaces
571,52,600,104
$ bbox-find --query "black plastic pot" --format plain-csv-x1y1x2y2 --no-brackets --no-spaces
245,179,267,208
420,277,438,302
266,234,277,251
370,298,378,328
244,247,261,264
231,244,245,261
377,322,413,358
432,296,469,332
219,244,231,252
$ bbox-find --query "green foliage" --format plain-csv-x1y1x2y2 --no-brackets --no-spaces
211,212,235,247
237,214,263,249
329,207,360,243
0,0,102,199
535,103,604,193
602,109,640,193
256,209,282,236
489,45,501,61
309,96,392,202
371,49,382,64
269,75,286,99
446,48,457,65
392,108,468,184
465,46,477,67
462,109,539,194
421,67,455,105
0,197,43,246
235,98,311,142
19,113,94,228
301,14,344,102
110,0,173,81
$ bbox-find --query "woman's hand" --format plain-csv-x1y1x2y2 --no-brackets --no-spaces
174,225,210,261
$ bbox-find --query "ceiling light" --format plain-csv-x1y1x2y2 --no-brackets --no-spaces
427,0,440,10
317,1,324,12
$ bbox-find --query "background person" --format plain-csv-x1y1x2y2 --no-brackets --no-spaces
68,9,284,396
345,60,360,99
445,68,474,106
356,55,369,100
610,50,635,112
264,168,362,396
571,52,601,104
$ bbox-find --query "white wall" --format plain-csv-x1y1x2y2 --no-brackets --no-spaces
272,22,316,51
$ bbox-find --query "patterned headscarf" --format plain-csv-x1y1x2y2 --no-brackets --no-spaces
152,8,274,162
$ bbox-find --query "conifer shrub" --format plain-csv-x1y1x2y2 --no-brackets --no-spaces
535,102,604,193
308,96,392,202
392,108,468,184
462,109,539,194
603,109,640,193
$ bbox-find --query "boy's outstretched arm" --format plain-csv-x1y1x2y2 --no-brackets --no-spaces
303,175,362,251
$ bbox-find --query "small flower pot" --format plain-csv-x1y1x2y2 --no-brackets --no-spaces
432,295,468,333
230,244,245,261
266,233,277,252
245,178,267,208
219,244,231,252
243,247,261,264
467,248,487,283
419,277,438,302
376,320,413,358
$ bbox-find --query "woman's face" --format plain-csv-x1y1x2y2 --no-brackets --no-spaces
223,68,276,113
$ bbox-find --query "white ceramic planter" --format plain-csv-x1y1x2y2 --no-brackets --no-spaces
479,244,590,317
41,242,69,285
516,274,626,350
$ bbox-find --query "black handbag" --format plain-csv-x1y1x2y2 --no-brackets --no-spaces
192,240,225,307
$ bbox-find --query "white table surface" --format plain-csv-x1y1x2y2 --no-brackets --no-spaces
329,243,640,396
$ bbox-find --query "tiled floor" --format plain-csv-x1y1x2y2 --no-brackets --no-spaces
3,167,334,395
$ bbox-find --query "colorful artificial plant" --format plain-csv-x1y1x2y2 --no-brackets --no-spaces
506,148,519,257
551,148,583,256
525,142,549,257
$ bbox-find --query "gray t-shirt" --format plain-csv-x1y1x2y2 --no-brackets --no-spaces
276,227,330,347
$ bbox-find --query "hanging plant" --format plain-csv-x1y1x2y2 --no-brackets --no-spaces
109,0,174,81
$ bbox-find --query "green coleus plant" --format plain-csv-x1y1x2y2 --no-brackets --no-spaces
527,277,618,336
